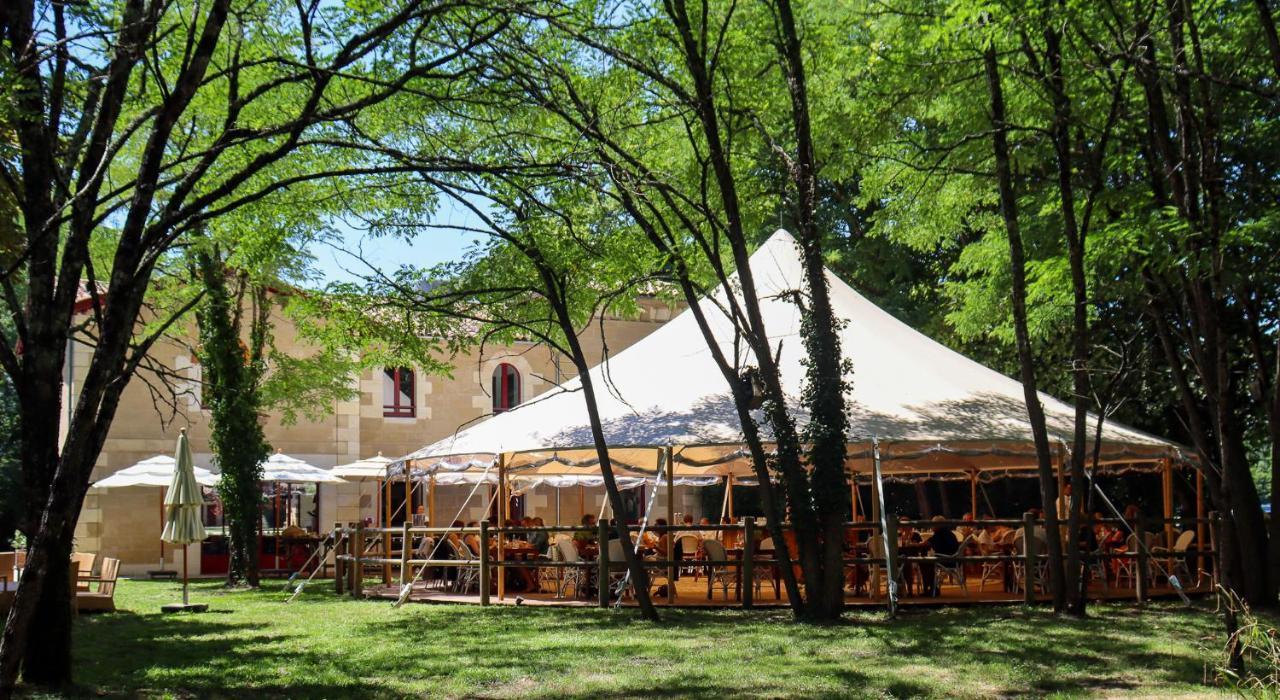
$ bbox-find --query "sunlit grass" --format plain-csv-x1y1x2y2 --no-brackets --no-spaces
53,578,1252,698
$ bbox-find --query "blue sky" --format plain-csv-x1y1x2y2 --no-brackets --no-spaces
310,197,489,284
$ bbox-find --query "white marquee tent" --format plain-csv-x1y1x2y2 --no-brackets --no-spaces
394,229,1185,486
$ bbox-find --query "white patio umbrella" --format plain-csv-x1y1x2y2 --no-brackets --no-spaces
330,452,392,481
332,453,393,526
161,429,208,612
259,452,345,570
93,454,217,572
260,452,347,484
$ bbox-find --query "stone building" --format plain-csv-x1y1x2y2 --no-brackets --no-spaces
71,294,701,575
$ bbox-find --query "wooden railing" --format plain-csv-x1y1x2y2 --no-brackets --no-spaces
327,514,1220,610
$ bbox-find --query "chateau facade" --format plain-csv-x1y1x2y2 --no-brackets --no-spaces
71,296,701,575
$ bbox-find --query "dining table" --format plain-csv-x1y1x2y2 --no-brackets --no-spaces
492,540,542,592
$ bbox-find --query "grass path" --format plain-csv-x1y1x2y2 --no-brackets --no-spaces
56,579,1252,698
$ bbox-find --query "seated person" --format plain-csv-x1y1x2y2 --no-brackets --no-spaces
462,521,481,555
528,517,549,555
698,517,714,541
573,514,598,553
956,512,976,540
927,516,961,556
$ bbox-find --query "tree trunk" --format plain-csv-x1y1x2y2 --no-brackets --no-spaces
771,0,852,621
983,44,1067,611
536,264,658,621
664,0,829,620
1041,11,1091,616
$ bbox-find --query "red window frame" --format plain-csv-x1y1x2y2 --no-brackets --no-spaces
383,367,415,418
492,363,521,413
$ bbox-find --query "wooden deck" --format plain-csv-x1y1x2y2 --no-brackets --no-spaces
362,573,1207,608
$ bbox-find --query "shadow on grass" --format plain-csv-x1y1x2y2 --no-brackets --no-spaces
57,580,1224,699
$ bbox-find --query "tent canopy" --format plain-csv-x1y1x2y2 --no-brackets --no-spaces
93,455,219,489
397,230,1184,479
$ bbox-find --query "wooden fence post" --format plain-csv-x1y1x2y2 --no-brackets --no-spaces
598,520,610,608
1022,513,1035,606
334,526,346,595
400,522,411,588
1136,516,1149,604
743,517,755,609
885,516,899,605
352,522,364,599
479,522,491,606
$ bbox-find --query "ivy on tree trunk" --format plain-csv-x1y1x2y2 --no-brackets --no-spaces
195,249,271,588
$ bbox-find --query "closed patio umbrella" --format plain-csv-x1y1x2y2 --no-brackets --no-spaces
161,429,208,613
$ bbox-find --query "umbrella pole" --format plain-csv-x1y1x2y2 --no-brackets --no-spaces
182,545,190,606
160,488,166,571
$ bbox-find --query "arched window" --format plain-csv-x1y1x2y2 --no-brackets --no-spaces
383,367,415,417
492,363,521,413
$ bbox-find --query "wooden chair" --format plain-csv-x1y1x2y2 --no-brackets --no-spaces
700,539,736,600
71,552,96,592
76,557,119,613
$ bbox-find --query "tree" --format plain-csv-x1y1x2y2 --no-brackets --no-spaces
455,0,857,621
308,177,669,621
982,36,1067,611
0,0,504,688
193,246,272,587
851,0,1279,609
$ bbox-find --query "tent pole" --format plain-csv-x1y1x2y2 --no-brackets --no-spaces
428,475,436,528
497,453,507,601
870,470,881,524
1055,447,1067,520
274,484,280,572
408,468,417,523
727,475,735,520
970,470,978,518
1195,465,1205,583
159,488,166,571
1162,458,1174,548
850,476,858,523
665,446,675,604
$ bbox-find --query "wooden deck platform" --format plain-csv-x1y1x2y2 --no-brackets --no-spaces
362,574,1206,608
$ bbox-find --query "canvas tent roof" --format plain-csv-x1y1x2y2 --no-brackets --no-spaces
397,230,1185,480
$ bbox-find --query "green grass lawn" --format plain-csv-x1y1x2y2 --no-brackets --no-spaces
54,578,1257,698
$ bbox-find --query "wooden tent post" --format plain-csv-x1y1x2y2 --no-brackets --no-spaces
850,476,858,523
428,475,437,528
496,453,507,601
159,488,166,570
579,484,585,519
1055,448,1067,520
1195,466,1205,583
870,471,881,524
727,475,736,520
969,471,978,517
382,471,393,584
407,468,417,522
665,446,675,604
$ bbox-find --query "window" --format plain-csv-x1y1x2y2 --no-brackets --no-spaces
382,367,415,417
492,363,521,413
